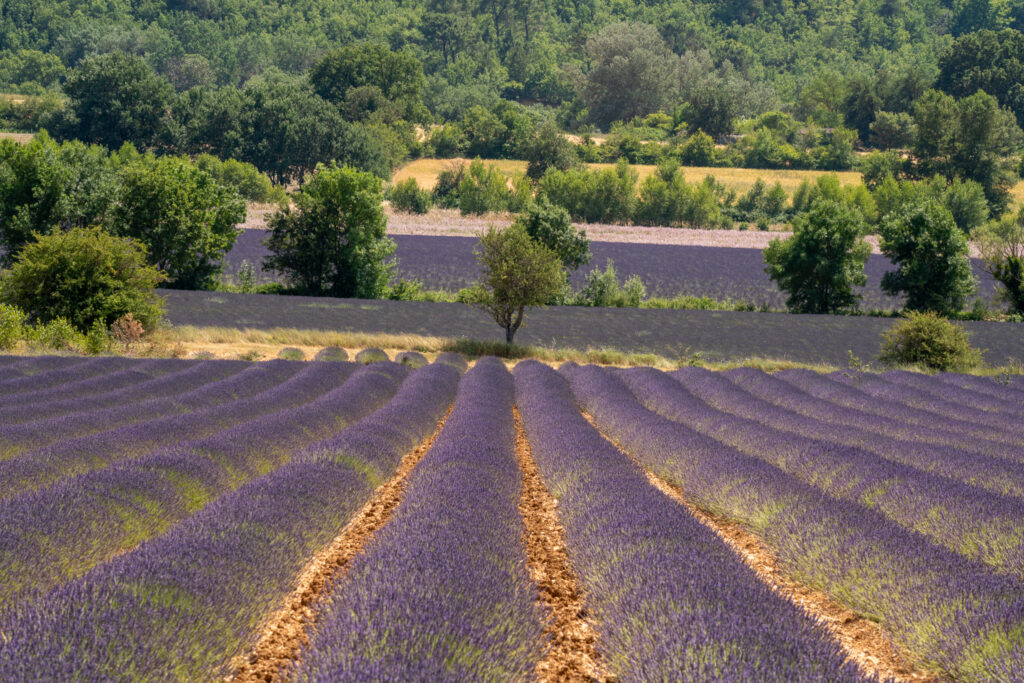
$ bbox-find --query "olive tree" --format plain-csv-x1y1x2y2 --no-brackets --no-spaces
474,224,566,344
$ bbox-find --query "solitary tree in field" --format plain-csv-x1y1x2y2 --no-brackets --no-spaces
763,199,871,314
879,200,976,315
265,163,395,298
512,197,590,271
474,224,565,344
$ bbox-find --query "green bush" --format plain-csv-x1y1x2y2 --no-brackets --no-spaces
879,311,983,371
574,260,647,307
355,347,389,364
512,197,590,270
389,178,433,214
634,168,730,229
431,162,466,209
84,319,110,355
396,350,428,368
458,160,512,215
278,347,306,361
315,346,349,362
195,154,287,204
0,303,26,351
0,226,165,332
28,317,85,352
537,161,636,224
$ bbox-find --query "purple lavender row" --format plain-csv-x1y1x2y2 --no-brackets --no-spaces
0,360,345,499
722,368,1024,469
514,361,867,682
0,361,445,681
622,367,1024,573
293,359,546,682
936,372,1024,403
830,372,1023,437
876,370,1024,415
563,363,1024,681
0,356,132,397
0,359,249,424
0,359,295,458
777,369,1024,447
0,358,197,413
0,355,89,382
0,362,407,608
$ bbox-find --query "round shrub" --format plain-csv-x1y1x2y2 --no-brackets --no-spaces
389,178,432,214
192,351,215,360
879,311,983,371
278,347,306,361
314,346,349,362
27,317,84,352
395,350,428,368
355,347,389,364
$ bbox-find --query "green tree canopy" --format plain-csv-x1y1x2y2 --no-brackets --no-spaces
57,52,174,151
309,43,427,123
763,199,871,314
111,154,245,290
0,226,165,331
0,133,119,266
879,200,977,314
473,223,566,344
937,29,1024,127
512,196,590,270
265,163,395,298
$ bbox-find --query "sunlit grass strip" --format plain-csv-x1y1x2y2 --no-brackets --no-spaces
0,362,458,681
563,363,1024,681
514,361,867,682
292,359,546,681
622,366,1024,573
0,363,406,608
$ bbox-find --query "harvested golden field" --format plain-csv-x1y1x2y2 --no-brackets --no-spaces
394,158,864,195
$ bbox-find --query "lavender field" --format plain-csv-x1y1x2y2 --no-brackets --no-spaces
226,230,1000,309
0,355,1022,681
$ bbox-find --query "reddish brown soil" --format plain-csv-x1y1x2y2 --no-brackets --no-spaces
580,411,948,683
230,407,452,683
513,409,610,682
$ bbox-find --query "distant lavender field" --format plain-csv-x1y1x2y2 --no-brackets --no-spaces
226,230,999,310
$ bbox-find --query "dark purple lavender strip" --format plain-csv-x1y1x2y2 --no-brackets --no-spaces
515,361,867,682
293,359,545,682
562,363,1024,681
934,372,1024,403
0,363,408,609
0,357,130,396
620,366,1024,573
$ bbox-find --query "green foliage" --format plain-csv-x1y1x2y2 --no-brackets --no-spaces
0,226,164,332
764,199,871,314
525,120,579,180
937,30,1024,128
84,319,111,355
386,278,424,301
574,260,647,307
458,160,512,215
974,208,1024,314
309,43,427,124
474,223,566,344
431,162,466,209
0,303,26,350
677,131,716,166
112,154,245,290
315,346,349,362
27,317,85,352
396,350,428,368
873,175,989,234
634,168,730,229
870,111,918,149
194,154,286,204
880,311,984,370
0,133,119,265
791,174,877,224
265,163,395,298
859,151,910,190
389,178,433,214
733,180,788,223
236,260,257,294
879,201,977,314
57,52,174,151
355,347,389,364
0,49,64,91
538,161,636,223
512,197,590,270
278,347,306,361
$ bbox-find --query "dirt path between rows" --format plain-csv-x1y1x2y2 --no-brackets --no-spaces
230,407,452,683
580,411,948,683
513,408,609,682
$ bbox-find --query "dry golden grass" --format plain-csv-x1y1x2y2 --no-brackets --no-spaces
393,158,864,195
0,131,33,144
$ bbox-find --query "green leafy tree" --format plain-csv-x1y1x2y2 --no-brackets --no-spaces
309,43,427,124
512,197,590,270
974,208,1024,313
0,133,119,265
111,154,245,289
57,52,174,150
389,178,433,214
879,201,977,314
524,120,578,180
869,111,918,149
937,29,1024,126
0,226,165,331
580,23,680,128
265,164,395,298
473,223,565,344
763,199,871,313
